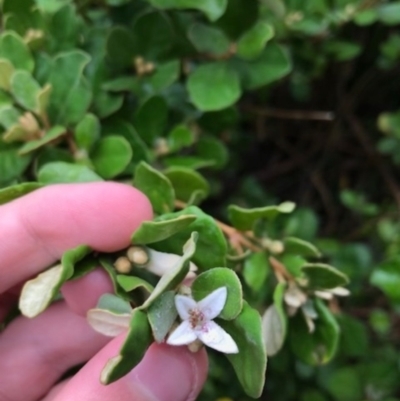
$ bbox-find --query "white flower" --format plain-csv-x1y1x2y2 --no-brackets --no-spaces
166,287,239,354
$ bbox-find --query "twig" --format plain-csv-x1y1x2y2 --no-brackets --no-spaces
269,256,294,282
242,105,335,121
343,108,400,211
174,200,262,253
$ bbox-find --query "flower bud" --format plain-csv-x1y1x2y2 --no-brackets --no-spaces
127,246,149,266
114,256,132,274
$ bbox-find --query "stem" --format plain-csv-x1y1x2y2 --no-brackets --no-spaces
269,256,294,282
174,200,262,253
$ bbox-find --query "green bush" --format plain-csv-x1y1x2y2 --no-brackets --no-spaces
2,0,400,400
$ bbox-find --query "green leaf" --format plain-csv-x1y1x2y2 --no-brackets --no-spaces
338,314,369,358
238,43,292,90
262,282,287,356
133,96,168,146
163,156,215,170
284,237,321,258
87,308,131,337
243,252,270,293
116,275,154,294
48,50,92,125
145,60,180,92
280,254,306,278
91,136,132,179
164,167,210,204
218,302,267,398
106,27,135,70
228,201,296,231
302,263,349,290
132,12,173,60
377,2,400,25
18,125,66,155
38,161,103,184
192,267,242,320
134,161,175,214
36,0,71,13
101,308,152,384
74,113,100,151
187,62,241,111
93,91,124,119
36,84,52,118
371,256,400,303
19,245,91,318
325,367,363,401
2,124,29,143
62,244,93,277
141,232,198,309
0,59,15,91
147,291,178,343
324,41,361,62
97,293,132,314
237,22,275,60
132,214,197,245
105,0,131,6
0,182,42,205
102,120,150,166
0,105,20,129
2,0,38,35
378,111,400,138
0,90,13,108
0,143,31,185
48,4,82,52
289,299,340,365
0,31,34,72
152,206,227,271
354,9,378,26
147,0,228,21
167,124,194,153
197,135,229,169
216,0,258,38
188,23,231,56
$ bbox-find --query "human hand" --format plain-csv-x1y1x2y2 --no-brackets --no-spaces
0,182,208,401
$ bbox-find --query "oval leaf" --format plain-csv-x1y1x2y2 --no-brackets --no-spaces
192,267,243,320
147,291,178,343
38,161,103,184
187,62,241,111
91,135,132,179
228,201,296,231
218,302,267,398
134,161,175,214
302,263,349,290
101,308,152,384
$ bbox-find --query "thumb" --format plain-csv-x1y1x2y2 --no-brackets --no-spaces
53,336,208,401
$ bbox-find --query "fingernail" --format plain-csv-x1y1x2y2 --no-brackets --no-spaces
126,343,201,401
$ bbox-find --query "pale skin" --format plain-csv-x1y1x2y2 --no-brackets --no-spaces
0,182,208,401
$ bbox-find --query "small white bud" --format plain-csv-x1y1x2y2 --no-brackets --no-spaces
114,256,132,274
270,240,284,254
127,246,149,266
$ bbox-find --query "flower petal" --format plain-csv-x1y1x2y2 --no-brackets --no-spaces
175,294,197,320
198,321,238,354
166,320,197,346
198,287,227,320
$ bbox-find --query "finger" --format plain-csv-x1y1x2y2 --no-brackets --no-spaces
61,268,114,316
54,338,208,401
0,302,109,401
41,380,70,401
0,182,152,293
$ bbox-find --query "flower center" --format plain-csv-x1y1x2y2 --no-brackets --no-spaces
188,308,206,330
